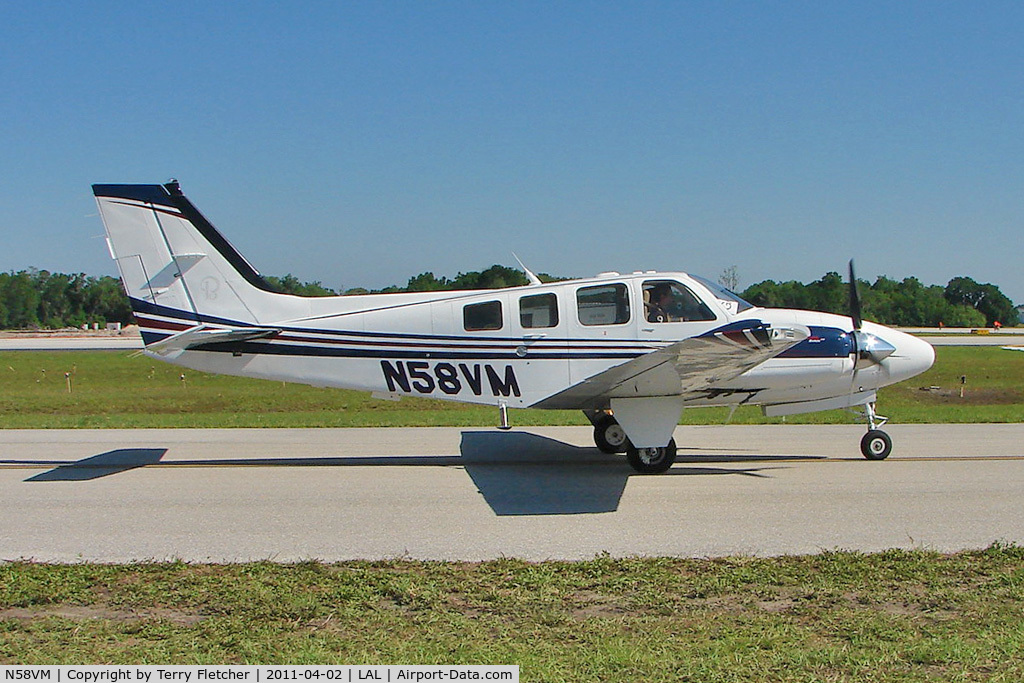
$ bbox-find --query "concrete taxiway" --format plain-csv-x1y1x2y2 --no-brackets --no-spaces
2,424,1023,562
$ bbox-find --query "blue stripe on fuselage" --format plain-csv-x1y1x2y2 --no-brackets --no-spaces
132,297,850,360
778,326,853,359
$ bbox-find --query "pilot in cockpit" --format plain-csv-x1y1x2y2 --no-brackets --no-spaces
646,284,674,323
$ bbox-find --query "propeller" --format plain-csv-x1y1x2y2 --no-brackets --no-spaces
848,260,863,332
847,260,895,437
847,260,895,376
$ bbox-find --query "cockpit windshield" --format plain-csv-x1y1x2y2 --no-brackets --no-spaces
690,275,755,314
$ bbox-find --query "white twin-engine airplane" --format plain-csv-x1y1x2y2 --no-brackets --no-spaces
93,181,935,473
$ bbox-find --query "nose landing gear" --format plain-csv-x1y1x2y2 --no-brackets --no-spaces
858,401,892,460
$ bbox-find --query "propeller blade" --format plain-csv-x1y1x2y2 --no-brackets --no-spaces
847,259,862,395
848,259,863,331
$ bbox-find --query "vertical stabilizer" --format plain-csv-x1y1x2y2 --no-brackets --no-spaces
93,182,306,341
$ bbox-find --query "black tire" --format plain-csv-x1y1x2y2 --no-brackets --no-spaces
626,438,677,474
594,416,629,454
861,430,892,460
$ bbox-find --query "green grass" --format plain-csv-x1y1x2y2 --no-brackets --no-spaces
3,547,1024,678
3,352,1022,675
1,346,1022,428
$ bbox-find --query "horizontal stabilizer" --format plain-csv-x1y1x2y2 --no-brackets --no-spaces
145,325,280,359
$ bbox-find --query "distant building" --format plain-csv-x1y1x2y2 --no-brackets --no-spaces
1017,305,1024,324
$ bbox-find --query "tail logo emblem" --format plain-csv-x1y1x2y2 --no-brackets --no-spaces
201,277,220,300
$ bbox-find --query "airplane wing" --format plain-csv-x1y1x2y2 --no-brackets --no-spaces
533,321,810,410
144,324,281,359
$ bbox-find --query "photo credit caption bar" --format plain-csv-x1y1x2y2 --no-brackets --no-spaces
0,667,518,683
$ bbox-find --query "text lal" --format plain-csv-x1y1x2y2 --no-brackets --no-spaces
356,672,490,681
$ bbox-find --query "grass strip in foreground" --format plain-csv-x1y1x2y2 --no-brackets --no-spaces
3,546,1024,680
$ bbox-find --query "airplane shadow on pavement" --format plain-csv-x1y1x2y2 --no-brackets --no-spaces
13,432,806,515
459,431,628,515
23,448,168,482
458,431,784,516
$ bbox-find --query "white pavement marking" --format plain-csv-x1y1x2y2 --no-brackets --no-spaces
2,424,1023,562
0,336,143,351
922,335,1024,346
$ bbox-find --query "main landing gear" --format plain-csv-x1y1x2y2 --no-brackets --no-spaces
592,414,629,454
858,401,892,460
588,412,678,474
626,439,677,474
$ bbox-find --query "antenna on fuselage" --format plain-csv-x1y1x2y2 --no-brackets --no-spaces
512,252,543,286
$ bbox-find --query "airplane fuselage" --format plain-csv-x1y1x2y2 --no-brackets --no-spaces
131,271,934,415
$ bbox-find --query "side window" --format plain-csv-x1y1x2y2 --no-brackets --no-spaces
643,280,717,323
464,301,503,331
520,293,558,329
577,284,631,326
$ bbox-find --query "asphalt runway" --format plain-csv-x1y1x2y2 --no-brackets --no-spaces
2,424,1023,562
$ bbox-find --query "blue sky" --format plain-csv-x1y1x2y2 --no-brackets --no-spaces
3,1,1023,303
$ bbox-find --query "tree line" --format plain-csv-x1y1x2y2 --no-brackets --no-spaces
269,264,562,296
0,266,1017,329
741,273,1018,328
0,265,552,330
0,270,132,330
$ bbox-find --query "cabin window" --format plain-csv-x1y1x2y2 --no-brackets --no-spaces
643,280,716,323
519,293,558,329
464,300,503,331
577,284,631,326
